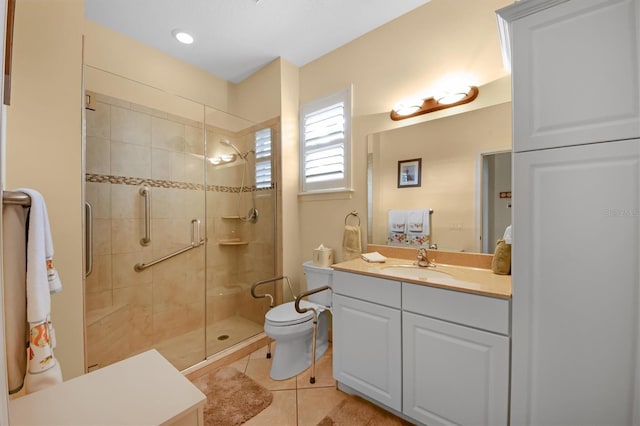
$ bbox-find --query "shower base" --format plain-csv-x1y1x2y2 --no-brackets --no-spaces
207,316,264,354
155,316,263,371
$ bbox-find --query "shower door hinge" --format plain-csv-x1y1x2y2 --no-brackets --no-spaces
85,91,96,111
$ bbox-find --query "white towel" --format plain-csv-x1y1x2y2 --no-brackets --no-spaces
503,225,512,244
361,252,387,263
16,188,63,393
405,209,431,237
422,209,431,237
407,210,425,234
387,210,407,234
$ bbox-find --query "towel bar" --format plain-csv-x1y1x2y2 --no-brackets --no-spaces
2,190,30,206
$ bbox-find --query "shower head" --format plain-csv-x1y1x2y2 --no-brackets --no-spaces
220,139,243,156
219,139,254,160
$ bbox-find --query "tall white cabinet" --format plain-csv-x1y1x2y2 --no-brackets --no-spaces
503,0,640,151
498,0,640,425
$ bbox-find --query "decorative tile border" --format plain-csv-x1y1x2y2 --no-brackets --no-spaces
86,173,273,193
86,173,202,189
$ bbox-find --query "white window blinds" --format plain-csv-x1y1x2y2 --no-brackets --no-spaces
300,87,352,193
255,128,272,189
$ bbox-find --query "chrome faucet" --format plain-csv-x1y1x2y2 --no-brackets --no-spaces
417,248,434,267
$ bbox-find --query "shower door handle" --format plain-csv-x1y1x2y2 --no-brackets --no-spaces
140,186,151,246
191,218,205,246
85,201,93,277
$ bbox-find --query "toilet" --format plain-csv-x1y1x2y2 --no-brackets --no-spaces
263,261,333,380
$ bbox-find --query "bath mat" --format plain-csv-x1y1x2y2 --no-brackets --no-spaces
317,395,413,426
191,366,273,426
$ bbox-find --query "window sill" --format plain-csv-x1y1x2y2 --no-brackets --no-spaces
298,188,355,201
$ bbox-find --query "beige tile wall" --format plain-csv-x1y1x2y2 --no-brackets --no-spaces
85,93,276,371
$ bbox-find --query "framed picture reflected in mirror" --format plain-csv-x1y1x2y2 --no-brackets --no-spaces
397,158,421,188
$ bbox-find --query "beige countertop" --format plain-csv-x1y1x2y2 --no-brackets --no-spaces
332,257,512,299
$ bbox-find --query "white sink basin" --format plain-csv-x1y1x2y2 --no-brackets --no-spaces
381,266,454,283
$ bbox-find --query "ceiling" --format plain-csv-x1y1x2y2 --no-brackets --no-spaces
84,0,433,84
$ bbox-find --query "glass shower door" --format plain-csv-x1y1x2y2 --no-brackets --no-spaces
84,73,207,371
203,106,277,356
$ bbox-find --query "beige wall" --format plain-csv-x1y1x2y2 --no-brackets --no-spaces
278,59,301,298
298,0,512,264
84,20,229,112
299,0,511,111
85,67,205,124
6,0,85,379
230,58,282,124
85,19,283,130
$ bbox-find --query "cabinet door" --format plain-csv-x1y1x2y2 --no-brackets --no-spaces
332,294,401,411
512,139,640,425
511,0,640,152
403,312,509,426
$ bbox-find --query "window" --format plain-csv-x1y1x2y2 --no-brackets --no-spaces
255,128,272,189
300,87,352,193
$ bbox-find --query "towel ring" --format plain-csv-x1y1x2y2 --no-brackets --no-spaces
345,211,360,226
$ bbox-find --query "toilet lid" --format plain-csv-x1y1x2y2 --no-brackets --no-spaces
265,301,316,325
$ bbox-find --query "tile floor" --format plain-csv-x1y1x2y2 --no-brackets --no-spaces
222,343,351,426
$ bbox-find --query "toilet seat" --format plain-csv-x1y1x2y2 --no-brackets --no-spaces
265,301,322,326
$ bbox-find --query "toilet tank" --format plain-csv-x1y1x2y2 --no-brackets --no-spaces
303,261,333,307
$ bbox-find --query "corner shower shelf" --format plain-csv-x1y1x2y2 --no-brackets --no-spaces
218,239,248,246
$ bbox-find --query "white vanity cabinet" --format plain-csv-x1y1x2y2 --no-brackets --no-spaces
332,269,511,426
402,284,510,426
499,0,640,153
332,271,402,411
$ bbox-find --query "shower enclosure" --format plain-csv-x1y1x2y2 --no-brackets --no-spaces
83,79,278,372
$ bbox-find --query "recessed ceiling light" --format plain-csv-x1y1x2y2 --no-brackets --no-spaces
172,29,194,45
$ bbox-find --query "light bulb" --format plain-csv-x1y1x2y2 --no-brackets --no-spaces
172,30,194,45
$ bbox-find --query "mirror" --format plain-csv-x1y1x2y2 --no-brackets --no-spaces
480,150,512,253
367,102,512,254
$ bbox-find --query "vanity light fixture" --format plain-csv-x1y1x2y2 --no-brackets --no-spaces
172,29,194,45
390,86,479,121
392,101,423,116
437,87,472,105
